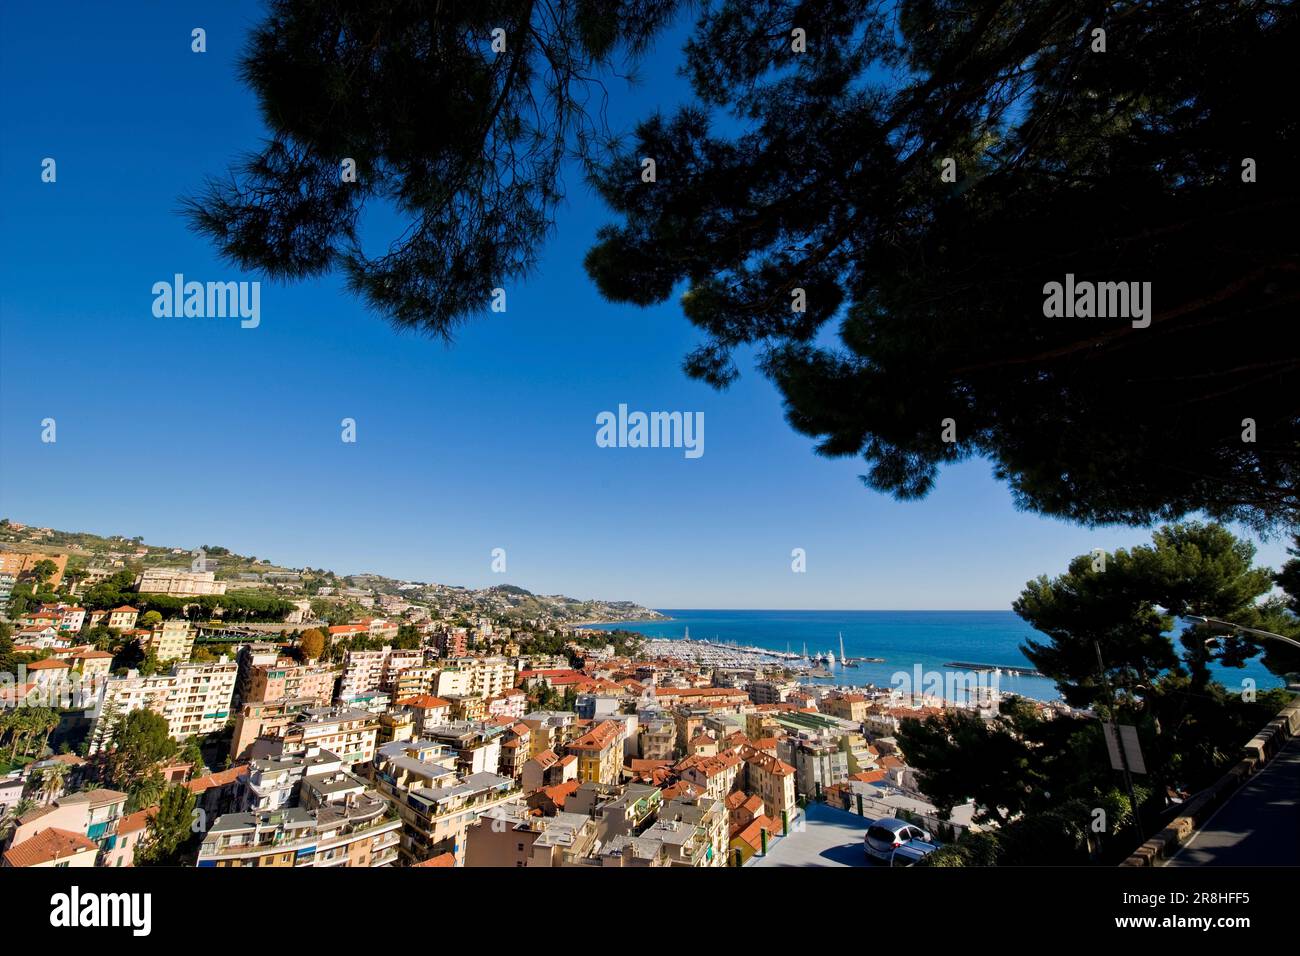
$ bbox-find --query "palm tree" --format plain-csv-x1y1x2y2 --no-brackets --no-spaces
36,708,60,756
0,711,15,762
5,711,35,763
33,762,68,803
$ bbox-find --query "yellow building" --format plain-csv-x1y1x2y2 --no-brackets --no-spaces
566,720,623,785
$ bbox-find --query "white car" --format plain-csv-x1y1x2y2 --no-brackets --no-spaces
890,838,941,866
864,818,933,862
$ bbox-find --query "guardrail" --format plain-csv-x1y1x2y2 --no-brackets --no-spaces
1121,697,1300,867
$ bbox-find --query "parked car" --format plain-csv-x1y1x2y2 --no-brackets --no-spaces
864,818,933,862
890,838,941,866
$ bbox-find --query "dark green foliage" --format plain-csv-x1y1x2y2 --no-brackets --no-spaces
184,0,682,337
135,784,199,866
1016,522,1289,703
107,709,179,793
587,0,1299,531
906,522,1299,864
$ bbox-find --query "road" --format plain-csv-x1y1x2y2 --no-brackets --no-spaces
751,802,875,867
1167,734,1300,866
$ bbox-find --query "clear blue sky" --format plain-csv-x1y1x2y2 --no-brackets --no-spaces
0,1,1288,609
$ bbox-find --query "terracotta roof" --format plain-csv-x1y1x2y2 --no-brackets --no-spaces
851,770,888,784
413,852,456,867
186,765,249,793
58,788,129,808
529,749,559,769
116,807,157,836
566,720,620,752
536,779,581,809
25,658,70,670
3,828,99,867
743,748,795,777
630,759,672,772
659,780,702,801
397,694,452,709
732,814,778,853
43,754,86,767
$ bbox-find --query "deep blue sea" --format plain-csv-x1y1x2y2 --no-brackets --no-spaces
589,609,1284,703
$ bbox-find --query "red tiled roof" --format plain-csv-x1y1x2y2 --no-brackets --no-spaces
732,814,778,853
413,852,456,867
536,779,581,809
186,764,249,793
567,720,620,752
851,770,888,784
3,828,99,867
396,694,452,709
116,807,157,836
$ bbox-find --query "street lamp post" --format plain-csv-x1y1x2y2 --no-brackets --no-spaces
1183,616,1300,650
1092,640,1145,846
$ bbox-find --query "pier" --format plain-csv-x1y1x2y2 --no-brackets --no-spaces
943,661,1044,677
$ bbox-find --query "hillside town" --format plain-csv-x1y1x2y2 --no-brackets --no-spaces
0,522,1067,869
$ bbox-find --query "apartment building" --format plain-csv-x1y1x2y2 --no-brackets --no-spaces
394,694,453,736
635,715,678,761
654,686,750,709
237,747,345,812
433,627,468,658
783,736,851,799
566,720,624,786
434,656,515,699
748,679,800,705
337,647,423,702
230,697,317,761
245,660,335,706
136,568,227,597
464,803,598,867
144,619,196,663
565,782,662,844
425,721,505,777
70,649,114,682
597,792,727,868
234,643,282,706
821,693,871,724
370,739,519,865
196,794,400,868
90,660,237,749
249,707,379,768
390,664,441,700
498,722,531,780
106,605,139,630
520,710,578,758
742,748,799,823
486,688,527,719
0,550,67,587
6,788,129,866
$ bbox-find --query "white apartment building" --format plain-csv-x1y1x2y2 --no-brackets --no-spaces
90,659,238,749
434,657,515,700
337,647,423,701
136,567,228,597
148,619,196,662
